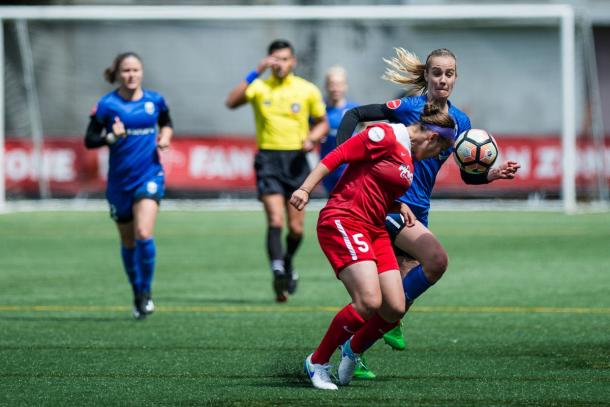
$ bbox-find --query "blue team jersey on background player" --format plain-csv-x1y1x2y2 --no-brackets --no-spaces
320,101,359,159
94,89,168,191
386,95,471,224
320,101,358,192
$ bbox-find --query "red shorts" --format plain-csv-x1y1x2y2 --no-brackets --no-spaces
317,215,399,278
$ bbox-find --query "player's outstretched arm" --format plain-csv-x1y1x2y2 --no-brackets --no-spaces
460,160,521,185
486,160,521,182
289,163,331,211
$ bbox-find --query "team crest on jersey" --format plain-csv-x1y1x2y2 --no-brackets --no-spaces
146,181,158,194
291,103,301,113
386,99,402,110
144,101,155,115
399,164,413,182
368,127,385,142
263,100,271,106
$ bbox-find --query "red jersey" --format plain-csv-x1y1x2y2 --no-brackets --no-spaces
319,123,414,228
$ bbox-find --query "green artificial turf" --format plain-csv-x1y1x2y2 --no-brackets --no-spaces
0,209,609,406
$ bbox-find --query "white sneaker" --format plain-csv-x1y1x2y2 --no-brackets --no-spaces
304,354,338,390
338,339,360,385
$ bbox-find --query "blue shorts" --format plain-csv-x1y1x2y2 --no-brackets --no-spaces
107,174,165,223
385,204,429,257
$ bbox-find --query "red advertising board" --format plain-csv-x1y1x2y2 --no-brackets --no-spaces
434,137,610,193
4,136,610,196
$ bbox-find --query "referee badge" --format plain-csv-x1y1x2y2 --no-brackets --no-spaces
291,103,301,113
144,101,155,115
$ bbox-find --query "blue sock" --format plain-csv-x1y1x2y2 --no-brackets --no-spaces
402,265,433,303
121,245,141,295
136,238,156,294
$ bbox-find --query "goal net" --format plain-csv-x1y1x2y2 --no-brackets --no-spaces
1,4,605,213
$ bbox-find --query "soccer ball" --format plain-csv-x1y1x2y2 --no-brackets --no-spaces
453,129,498,174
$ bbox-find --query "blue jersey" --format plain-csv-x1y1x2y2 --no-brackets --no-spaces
386,95,471,219
94,89,168,191
320,100,358,193
320,100,359,159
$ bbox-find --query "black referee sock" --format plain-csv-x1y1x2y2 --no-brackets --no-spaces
284,233,302,274
267,227,284,272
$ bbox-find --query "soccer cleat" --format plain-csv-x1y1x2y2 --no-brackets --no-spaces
286,271,299,295
132,294,146,320
272,269,288,303
304,354,338,390
338,339,360,385
383,321,406,351
143,293,155,315
353,354,376,380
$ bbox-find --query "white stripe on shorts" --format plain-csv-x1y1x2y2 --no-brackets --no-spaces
385,215,402,230
334,219,358,261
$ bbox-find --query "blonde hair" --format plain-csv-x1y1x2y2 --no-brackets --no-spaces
382,48,456,96
325,65,347,81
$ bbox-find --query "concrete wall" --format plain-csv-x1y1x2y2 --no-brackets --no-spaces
4,18,585,137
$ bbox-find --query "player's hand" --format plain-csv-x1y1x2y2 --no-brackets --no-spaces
399,203,416,228
302,139,315,152
157,135,171,151
487,160,521,182
112,117,127,138
289,188,310,211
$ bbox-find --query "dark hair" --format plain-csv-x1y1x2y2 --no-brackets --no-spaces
104,52,142,84
420,102,455,127
268,39,294,55
419,102,456,148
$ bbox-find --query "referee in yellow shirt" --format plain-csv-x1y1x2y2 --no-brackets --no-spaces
226,39,329,303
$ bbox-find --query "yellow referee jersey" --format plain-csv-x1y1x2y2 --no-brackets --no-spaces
245,73,326,150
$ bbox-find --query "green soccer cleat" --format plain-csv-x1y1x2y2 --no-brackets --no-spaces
352,354,376,380
383,321,406,351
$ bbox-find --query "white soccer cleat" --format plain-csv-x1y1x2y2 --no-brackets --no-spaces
338,339,360,385
144,296,155,314
304,354,338,390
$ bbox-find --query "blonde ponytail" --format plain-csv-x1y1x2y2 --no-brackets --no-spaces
382,47,457,96
382,48,427,96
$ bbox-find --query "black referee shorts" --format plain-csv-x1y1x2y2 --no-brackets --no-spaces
254,150,311,199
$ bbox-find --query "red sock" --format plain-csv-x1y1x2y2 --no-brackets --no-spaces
350,313,398,354
311,304,365,364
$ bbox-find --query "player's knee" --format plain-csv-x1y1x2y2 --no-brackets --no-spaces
268,215,284,228
354,293,382,319
382,298,406,321
424,251,448,282
135,226,153,240
287,223,304,238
